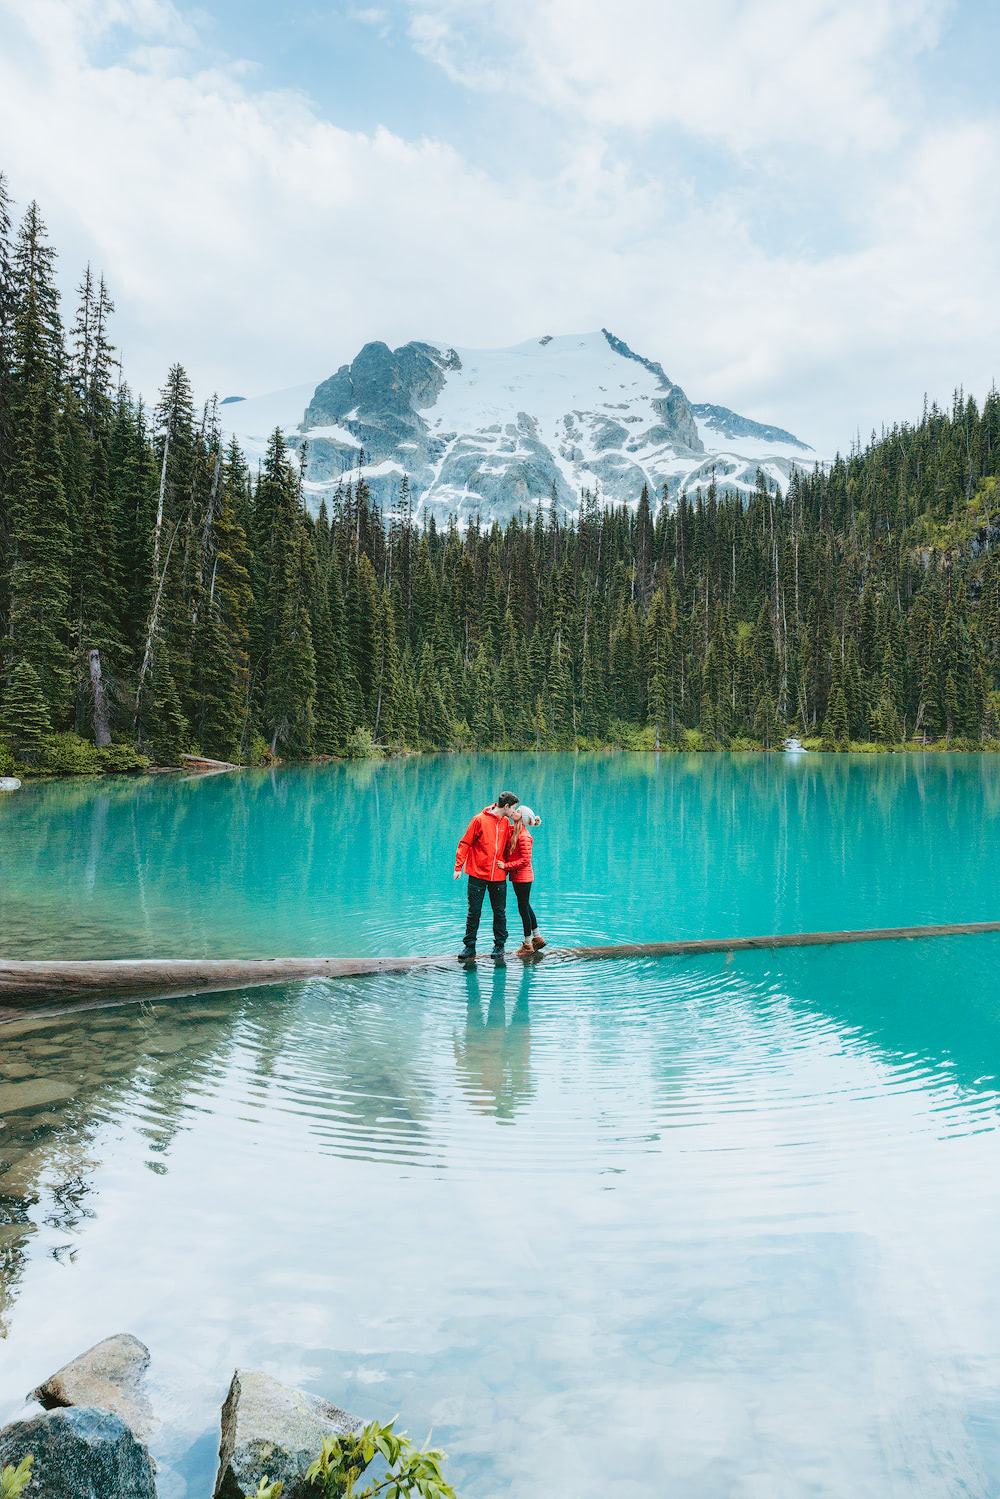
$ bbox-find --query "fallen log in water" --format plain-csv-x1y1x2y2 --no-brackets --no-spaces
0,954,449,1015
2,919,1000,1021
559,919,1000,960
179,754,238,772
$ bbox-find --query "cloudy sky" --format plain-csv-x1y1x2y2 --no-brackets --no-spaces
1,0,997,451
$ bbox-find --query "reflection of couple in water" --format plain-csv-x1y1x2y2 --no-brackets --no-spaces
455,961,533,1120
453,791,545,961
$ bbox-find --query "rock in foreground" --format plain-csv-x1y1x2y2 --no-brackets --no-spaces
0,1406,156,1499
214,1369,363,1499
32,1332,156,1440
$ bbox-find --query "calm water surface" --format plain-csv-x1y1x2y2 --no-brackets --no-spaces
2,753,1000,1497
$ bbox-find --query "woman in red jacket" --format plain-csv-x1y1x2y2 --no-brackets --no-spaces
500,806,546,958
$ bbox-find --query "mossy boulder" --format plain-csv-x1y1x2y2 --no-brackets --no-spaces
0,1406,156,1498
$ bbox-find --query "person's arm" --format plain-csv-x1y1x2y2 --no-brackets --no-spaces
454,816,480,877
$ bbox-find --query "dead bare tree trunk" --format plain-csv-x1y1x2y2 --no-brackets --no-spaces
88,649,112,748
134,515,184,721
153,428,170,582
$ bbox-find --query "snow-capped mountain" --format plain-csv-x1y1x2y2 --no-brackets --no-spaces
221,329,821,521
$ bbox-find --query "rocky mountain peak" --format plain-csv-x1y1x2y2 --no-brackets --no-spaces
222,331,821,523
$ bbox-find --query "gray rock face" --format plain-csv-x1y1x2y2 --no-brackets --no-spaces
690,402,813,452
214,1369,363,1499
32,1333,156,1442
303,340,460,471
600,327,704,451
0,1406,156,1499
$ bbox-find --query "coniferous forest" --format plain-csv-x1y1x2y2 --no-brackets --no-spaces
3,177,1000,773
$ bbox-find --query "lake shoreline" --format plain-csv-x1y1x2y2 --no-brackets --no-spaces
5,735,1000,781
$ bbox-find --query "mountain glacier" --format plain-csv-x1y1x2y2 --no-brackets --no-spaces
222,329,821,521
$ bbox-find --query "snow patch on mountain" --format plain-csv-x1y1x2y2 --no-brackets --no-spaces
218,381,318,468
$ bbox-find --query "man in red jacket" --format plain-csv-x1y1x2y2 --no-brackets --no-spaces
454,791,519,960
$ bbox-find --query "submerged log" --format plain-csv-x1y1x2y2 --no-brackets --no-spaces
180,754,238,771
2,919,1000,1018
559,919,1000,960
0,954,451,1011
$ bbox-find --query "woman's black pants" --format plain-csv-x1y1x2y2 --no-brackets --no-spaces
512,879,537,937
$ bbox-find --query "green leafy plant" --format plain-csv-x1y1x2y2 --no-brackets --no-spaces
0,1454,34,1499
344,727,381,760
305,1419,456,1499
40,731,104,774
251,1480,283,1498
99,742,150,773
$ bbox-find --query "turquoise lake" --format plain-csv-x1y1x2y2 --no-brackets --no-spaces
3,752,1000,1496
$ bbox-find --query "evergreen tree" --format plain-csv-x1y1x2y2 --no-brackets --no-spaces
264,530,318,757
0,658,52,757
6,202,72,716
416,640,451,746
148,661,189,765
699,692,719,750
189,602,243,759
0,172,16,646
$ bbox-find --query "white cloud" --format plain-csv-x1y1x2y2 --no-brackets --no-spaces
0,0,996,453
406,0,950,154
350,6,391,39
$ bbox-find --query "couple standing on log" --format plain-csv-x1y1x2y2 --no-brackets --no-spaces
454,791,545,962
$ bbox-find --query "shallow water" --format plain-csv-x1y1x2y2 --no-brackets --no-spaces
3,753,1000,1497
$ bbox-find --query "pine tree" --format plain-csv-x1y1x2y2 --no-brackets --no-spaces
134,364,199,744
753,692,781,749
311,566,350,754
6,202,72,718
0,658,52,757
871,679,901,745
264,530,318,757
148,661,189,765
416,640,451,747
250,426,299,713
68,270,123,742
547,634,575,746
699,692,719,750
372,588,401,742
944,670,960,742
532,692,549,750
189,602,242,759
396,647,420,747
0,172,16,647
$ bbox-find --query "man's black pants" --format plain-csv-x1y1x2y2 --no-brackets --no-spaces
465,876,508,949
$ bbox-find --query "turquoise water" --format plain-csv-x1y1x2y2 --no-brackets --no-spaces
2,753,1000,1496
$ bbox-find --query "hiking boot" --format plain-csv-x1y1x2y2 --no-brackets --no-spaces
457,943,476,961
515,940,534,958
531,932,547,950
491,942,506,959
